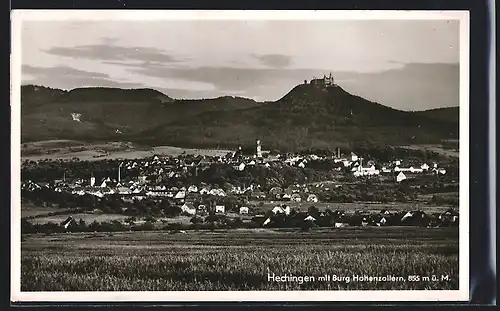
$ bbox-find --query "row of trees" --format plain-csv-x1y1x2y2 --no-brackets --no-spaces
21,208,458,235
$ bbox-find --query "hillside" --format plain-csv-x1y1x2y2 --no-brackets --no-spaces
21,85,260,142
415,107,459,123
21,83,459,150
139,83,459,151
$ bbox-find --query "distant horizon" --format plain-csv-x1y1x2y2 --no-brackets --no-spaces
21,76,459,112
21,18,460,111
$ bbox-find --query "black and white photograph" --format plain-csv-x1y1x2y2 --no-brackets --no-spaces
11,10,469,302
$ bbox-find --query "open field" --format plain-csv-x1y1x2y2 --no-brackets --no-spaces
250,201,454,214
21,207,72,219
21,140,233,161
21,227,458,291
399,144,459,158
27,213,130,225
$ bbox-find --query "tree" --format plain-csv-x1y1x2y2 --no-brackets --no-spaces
308,205,320,218
300,220,314,232
190,216,203,225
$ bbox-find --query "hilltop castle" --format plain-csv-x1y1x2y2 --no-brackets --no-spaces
306,72,337,88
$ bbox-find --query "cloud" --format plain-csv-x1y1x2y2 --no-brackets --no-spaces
252,54,292,68
22,64,110,79
43,44,188,64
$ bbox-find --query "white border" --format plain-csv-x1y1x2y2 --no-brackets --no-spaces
10,10,470,303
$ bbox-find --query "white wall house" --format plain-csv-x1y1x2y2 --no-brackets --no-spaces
181,203,196,215
174,191,186,199
215,205,225,214
188,185,198,193
353,165,380,177
307,194,319,203
233,163,246,171
351,152,359,162
396,172,407,183
272,206,285,214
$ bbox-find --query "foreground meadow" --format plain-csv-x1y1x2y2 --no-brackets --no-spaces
21,227,459,291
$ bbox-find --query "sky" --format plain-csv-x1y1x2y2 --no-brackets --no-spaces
20,18,461,110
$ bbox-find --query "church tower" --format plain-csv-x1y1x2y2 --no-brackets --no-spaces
256,139,262,158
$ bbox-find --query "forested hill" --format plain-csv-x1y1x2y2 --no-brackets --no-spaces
21,83,458,151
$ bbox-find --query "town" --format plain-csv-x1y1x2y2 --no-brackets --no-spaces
21,139,459,234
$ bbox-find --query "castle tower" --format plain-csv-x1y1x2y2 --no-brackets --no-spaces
256,139,262,158
90,176,95,187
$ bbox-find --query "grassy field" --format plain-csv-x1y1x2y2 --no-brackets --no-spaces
21,140,233,161
399,144,459,158
27,213,130,224
21,207,72,218
21,227,459,291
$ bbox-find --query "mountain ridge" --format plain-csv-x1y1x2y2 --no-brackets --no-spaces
20,83,459,150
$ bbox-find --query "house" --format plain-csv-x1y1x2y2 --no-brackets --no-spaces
100,180,107,188
239,206,249,214
400,211,413,222
374,214,389,226
381,167,392,173
307,194,319,203
60,216,73,229
361,216,369,227
199,187,210,195
351,152,358,162
421,163,430,170
92,190,104,198
436,168,447,175
297,160,307,168
401,210,431,226
197,204,208,214
272,206,285,214
439,209,459,225
291,193,302,202
281,193,292,201
396,172,407,183
174,191,186,200
409,167,424,173
283,205,291,215
269,187,283,198
353,164,380,177
117,187,131,195
304,215,316,222
215,205,225,214
263,217,272,226
181,202,196,215
251,191,266,200
188,185,198,193
233,163,246,171
90,176,96,187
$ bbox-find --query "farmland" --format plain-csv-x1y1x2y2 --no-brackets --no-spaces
21,227,459,291
21,140,233,162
